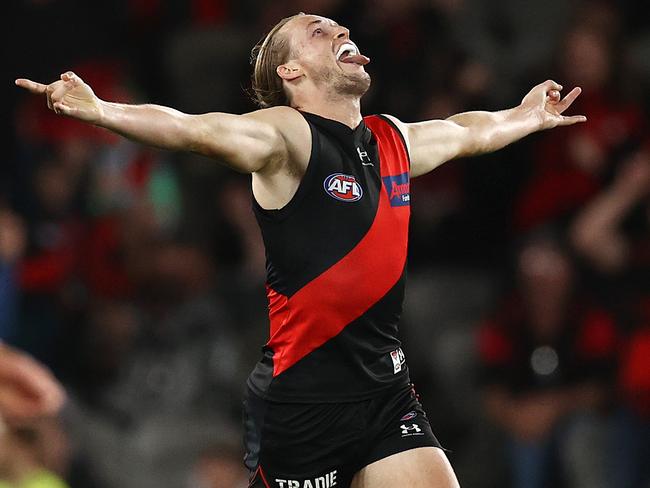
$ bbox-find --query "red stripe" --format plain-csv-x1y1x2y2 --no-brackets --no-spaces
267,116,410,377
258,466,271,488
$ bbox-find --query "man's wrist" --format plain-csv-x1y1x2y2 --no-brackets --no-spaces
513,103,544,133
94,99,110,127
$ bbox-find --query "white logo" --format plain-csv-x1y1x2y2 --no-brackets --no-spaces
357,146,371,164
400,423,423,437
275,469,337,488
390,348,406,374
323,174,363,202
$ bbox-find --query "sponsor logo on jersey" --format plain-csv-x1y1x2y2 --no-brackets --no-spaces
390,347,406,374
324,173,363,202
275,469,338,487
400,411,417,421
382,172,410,207
400,423,424,437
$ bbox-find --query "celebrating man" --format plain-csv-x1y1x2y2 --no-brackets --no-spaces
16,12,585,487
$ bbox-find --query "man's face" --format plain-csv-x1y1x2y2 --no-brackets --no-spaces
280,15,371,98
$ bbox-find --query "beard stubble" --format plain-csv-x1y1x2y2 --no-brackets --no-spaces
311,62,371,100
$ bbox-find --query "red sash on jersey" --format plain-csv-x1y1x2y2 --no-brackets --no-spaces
266,115,411,377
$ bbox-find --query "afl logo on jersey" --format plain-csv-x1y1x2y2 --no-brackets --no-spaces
323,173,363,202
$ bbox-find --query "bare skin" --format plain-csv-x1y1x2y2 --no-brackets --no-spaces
15,13,587,486
571,152,650,271
351,448,460,488
0,343,65,422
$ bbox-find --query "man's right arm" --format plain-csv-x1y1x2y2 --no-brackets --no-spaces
15,71,289,174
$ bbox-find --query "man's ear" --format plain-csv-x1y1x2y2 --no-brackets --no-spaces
277,62,303,81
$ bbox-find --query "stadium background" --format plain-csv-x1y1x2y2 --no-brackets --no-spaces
1,0,649,487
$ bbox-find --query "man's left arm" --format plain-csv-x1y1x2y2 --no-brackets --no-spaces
389,80,586,178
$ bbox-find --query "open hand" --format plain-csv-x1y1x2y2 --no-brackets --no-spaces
15,71,103,124
520,80,587,130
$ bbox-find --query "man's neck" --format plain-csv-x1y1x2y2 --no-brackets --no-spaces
292,94,362,129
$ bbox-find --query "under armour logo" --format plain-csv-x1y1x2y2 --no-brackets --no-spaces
400,423,422,435
357,146,372,165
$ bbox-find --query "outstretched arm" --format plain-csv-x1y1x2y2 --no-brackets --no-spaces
388,80,586,177
15,72,290,174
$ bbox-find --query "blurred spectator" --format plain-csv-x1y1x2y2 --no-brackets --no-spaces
67,239,243,418
514,17,647,234
0,419,70,488
56,240,245,488
0,211,26,341
9,154,88,369
570,152,650,488
354,0,460,118
61,299,140,408
570,151,649,297
478,233,618,488
454,0,575,106
614,323,650,488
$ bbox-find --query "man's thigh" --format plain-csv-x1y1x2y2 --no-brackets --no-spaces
351,447,460,488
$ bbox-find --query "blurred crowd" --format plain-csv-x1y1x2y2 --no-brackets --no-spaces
1,0,649,487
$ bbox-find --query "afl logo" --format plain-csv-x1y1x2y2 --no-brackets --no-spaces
324,173,363,202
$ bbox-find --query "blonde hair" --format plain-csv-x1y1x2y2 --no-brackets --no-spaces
250,13,305,108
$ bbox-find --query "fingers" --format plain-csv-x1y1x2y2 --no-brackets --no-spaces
15,78,48,94
547,89,561,103
558,114,587,126
541,79,563,92
16,72,84,118
52,102,77,117
50,83,68,110
555,86,582,113
60,71,80,85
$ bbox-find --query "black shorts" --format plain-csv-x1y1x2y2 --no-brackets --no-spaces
243,381,442,488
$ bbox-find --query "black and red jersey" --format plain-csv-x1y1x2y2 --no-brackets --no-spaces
248,112,412,402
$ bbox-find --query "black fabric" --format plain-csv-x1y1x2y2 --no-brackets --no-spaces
244,382,441,488
247,269,410,402
253,112,381,298
248,111,411,403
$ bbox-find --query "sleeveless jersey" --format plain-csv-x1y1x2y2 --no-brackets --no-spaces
248,112,411,402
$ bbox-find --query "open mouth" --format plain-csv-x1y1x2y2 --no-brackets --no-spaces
336,42,370,66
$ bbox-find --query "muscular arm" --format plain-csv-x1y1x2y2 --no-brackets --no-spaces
15,72,290,174
388,80,586,178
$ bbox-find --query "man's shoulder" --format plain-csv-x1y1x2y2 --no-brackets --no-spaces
245,106,310,143
245,106,306,128
371,113,411,157
245,106,311,174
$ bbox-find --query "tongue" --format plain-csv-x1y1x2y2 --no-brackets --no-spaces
341,54,370,65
